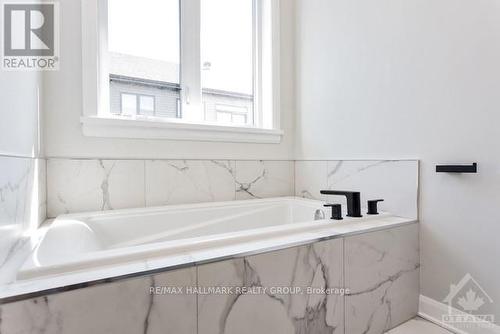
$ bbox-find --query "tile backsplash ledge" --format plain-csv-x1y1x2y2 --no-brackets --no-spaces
295,160,418,219
46,159,418,219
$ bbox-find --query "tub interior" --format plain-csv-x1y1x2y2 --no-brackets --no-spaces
32,198,325,269
92,201,308,248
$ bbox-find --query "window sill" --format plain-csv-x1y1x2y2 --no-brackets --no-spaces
81,116,283,144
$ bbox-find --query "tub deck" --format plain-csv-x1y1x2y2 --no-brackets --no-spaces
1,197,417,303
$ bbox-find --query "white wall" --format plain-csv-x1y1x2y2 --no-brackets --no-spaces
0,69,45,233
0,72,41,158
0,0,43,159
43,0,295,160
0,1,45,270
295,0,500,317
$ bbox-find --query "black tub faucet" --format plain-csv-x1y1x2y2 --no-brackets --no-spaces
320,190,362,218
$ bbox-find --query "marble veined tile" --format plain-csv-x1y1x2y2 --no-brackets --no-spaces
0,156,45,285
0,232,35,285
198,238,344,334
0,156,45,284
0,156,44,228
47,159,145,217
244,240,344,333
295,160,328,200
37,159,47,226
234,160,294,200
326,160,418,219
345,223,420,334
0,267,197,334
145,160,236,206
197,258,246,334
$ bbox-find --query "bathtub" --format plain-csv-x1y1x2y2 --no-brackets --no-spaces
17,197,410,281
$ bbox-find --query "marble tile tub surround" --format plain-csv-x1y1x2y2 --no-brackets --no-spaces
46,158,417,219
198,239,344,334
0,214,415,303
0,267,198,334
0,155,46,285
295,160,419,219
0,223,419,334
0,155,46,230
345,223,420,334
47,159,295,218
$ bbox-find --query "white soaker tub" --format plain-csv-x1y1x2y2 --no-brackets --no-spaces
18,197,404,280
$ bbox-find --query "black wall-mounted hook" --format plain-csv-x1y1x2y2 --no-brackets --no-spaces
436,163,477,173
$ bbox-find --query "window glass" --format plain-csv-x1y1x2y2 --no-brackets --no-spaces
201,0,254,124
108,0,179,83
108,0,180,118
121,93,137,116
106,0,260,127
216,111,232,124
232,114,247,125
139,95,155,116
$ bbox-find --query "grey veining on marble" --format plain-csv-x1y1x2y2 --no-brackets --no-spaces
0,156,46,285
234,160,294,200
46,159,416,219
47,159,145,218
0,157,31,228
145,160,236,206
0,222,419,334
197,258,246,334
295,161,328,201
0,234,35,285
0,267,197,334
0,216,416,304
344,224,420,334
295,160,418,219
0,156,45,229
46,159,297,217
198,238,343,334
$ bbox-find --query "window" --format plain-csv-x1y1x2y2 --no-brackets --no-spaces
116,93,156,117
120,93,137,116
81,0,282,143
217,111,247,125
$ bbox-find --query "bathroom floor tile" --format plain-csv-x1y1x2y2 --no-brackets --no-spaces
387,317,454,334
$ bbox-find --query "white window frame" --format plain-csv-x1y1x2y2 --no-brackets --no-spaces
81,0,283,143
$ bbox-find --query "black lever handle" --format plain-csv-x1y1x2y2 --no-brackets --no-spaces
367,199,384,215
324,204,343,220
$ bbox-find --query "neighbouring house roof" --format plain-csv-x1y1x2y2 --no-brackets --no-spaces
109,52,179,84
109,52,254,99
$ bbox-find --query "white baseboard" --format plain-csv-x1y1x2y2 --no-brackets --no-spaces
418,295,500,334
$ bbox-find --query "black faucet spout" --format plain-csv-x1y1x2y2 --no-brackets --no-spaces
320,190,362,218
